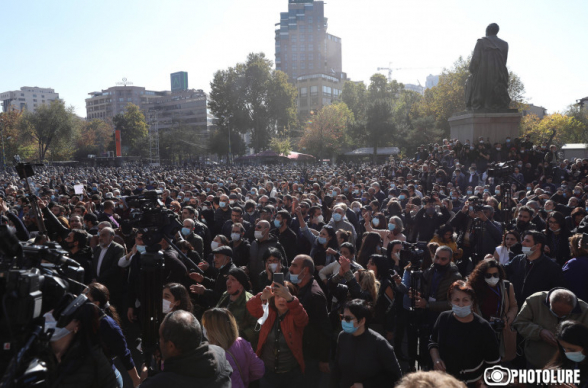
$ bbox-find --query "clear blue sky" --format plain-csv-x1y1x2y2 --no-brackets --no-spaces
1,0,586,117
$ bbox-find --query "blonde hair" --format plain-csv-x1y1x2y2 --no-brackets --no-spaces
358,269,380,303
396,371,466,388
201,308,239,351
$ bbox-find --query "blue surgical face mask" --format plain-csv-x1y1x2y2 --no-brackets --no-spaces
273,219,281,228
341,320,359,334
452,304,472,318
219,201,226,208
317,236,327,245
332,213,342,222
565,351,586,363
290,273,300,284
137,245,146,253
398,195,406,200
181,227,191,236
467,190,473,195
372,219,380,227
388,223,396,231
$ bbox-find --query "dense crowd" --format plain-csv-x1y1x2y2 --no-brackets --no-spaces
2,134,588,388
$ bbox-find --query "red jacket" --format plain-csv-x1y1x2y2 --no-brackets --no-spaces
246,293,309,372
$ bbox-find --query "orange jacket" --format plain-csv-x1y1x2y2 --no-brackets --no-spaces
246,293,309,373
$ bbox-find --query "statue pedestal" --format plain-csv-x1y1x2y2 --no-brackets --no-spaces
449,111,522,144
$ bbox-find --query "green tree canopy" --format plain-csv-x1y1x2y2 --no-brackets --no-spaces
209,52,298,154
299,102,353,160
18,100,76,161
112,103,148,155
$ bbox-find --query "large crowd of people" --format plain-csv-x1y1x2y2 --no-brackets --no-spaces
2,134,588,388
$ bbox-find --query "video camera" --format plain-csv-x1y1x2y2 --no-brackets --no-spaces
400,241,428,267
123,190,182,246
0,226,86,382
487,161,515,178
468,196,485,213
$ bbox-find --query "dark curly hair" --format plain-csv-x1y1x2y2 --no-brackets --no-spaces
466,258,505,302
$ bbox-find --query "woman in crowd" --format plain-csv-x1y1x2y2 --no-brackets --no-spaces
44,296,118,387
86,283,141,388
429,224,462,261
257,247,289,293
568,207,587,232
297,206,339,272
493,230,520,265
429,280,500,387
336,229,351,247
366,254,396,341
163,282,193,314
319,242,362,283
545,211,572,266
357,232,383,267
201,308,265,388
563,234,588,302
544,320,588,387
246,281,308,388
331,299,402,388
466,257,518,362
176,240,203,266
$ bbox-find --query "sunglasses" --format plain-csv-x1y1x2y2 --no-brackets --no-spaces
340,314,356,323
484,273,499,279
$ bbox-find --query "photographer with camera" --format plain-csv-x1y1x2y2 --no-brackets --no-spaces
409,246,462,370
449,198,502,271
406,195,451,243
466,257,518,362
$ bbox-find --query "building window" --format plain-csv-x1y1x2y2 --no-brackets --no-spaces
284,63,288,70
308,34,314,41
308,44,313,51
300,44,305,51
292,63,297,70
301,62,306,70
291,44,296,51
300,87,308,97
300,34,305,42
309,63,314,70
323,86,332,96
308,53,313,60
33,99,37,102
310,86,318,96
300,53,305,60
291,34,297,42
307,16,313,23
292,53,297,61
21,93,24,96
33,94,37,97
42,95,45,98
284,53,288,60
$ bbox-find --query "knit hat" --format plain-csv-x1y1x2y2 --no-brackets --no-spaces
228,267,251,292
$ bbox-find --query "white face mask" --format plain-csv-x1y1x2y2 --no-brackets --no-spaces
256,301,270,330
269,263,278,272
485,277,500,287
254,230,264,240
162,299,173,314
522,246,533,256
316,215,324,224
231,233,241,242
211,241,220,250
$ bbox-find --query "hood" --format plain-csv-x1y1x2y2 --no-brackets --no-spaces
163,344,226,379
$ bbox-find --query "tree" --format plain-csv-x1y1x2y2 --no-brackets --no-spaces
112,103,148,156
414,56,527,136
299,102,353,160
73,118,114,160
269,136,292,156
209,53,298,154
521,113,586,145
208,128,247,160
18,100,76,161
0,110,23,166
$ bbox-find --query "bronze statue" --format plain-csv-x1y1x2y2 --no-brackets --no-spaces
465,23,511,111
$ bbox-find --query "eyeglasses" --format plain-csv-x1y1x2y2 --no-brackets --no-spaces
340,314,356,323
484,273,499,279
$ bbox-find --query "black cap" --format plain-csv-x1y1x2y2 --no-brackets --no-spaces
212,245,233,258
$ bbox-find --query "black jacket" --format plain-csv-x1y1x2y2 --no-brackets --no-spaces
141,344,232,388
297,279,331,362
407,206,450,242
504,253,567,307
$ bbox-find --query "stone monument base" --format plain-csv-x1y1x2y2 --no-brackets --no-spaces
449,111,522,144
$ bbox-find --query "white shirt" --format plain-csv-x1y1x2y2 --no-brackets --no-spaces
97,242,112,277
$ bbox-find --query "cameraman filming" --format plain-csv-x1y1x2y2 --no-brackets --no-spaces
450,198,503,271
